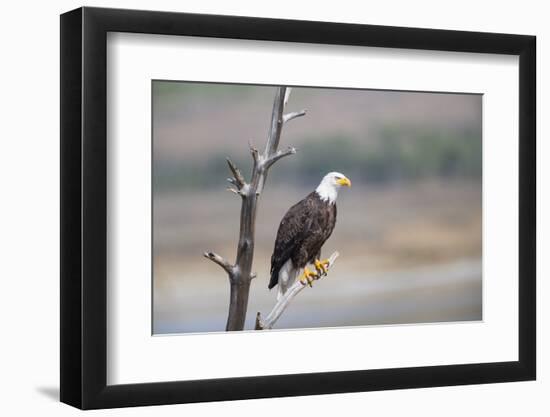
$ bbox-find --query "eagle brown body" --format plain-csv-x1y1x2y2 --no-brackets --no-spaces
267,172,350,299
269,191,337,290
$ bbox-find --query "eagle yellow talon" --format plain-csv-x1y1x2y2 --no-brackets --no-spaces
314,259,330,276
300,267,318,287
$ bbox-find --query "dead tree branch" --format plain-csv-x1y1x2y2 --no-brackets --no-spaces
283,110,307,124
204,86,303,331
226,158,246,190
264,146,297,169
255,252,340,330
203,251,234,275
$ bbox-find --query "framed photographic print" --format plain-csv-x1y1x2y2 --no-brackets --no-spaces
60,6,536,409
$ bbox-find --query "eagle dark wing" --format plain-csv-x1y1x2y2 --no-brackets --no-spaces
293,197,336,269
268,193,315,289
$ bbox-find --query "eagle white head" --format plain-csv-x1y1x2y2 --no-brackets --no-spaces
315,172,351,204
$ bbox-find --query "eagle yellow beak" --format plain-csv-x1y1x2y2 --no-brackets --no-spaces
337,177,351,187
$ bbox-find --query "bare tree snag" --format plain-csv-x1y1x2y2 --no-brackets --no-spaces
255,251,340,330
204,86,307,331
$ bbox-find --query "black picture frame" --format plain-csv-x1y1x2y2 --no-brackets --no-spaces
60,6,536,410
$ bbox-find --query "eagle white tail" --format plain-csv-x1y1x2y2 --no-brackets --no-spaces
277,259,298,301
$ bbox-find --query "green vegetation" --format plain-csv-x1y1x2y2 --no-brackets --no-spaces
154,125,481,191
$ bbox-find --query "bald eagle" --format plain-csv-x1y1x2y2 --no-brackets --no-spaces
269,172,351,300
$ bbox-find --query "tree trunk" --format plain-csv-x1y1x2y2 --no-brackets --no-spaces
204,86,306,331
226,280,251,331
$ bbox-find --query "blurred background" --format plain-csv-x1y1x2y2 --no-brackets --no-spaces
152,82,482,334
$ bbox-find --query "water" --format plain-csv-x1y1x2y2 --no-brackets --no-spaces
154,259,481,334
